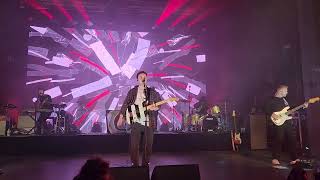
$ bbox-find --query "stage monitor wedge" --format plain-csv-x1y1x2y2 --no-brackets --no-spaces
151,164,200,180
110,166,149,180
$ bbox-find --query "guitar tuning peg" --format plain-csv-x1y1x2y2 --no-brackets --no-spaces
232,110,236,117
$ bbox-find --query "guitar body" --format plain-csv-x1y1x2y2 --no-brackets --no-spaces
126,104,149,126
117,97,179,128
231,110,241,152
234,132,242,144
270,97,320,126
231,131,241,151
271,106,293,126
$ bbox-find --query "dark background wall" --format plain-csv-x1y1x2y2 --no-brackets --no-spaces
297,0,320,156
0,0,28,110
204,0,304,112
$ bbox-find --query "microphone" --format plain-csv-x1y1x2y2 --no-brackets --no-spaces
142,78,147,89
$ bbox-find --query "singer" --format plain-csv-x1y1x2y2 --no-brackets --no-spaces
117,71,162,167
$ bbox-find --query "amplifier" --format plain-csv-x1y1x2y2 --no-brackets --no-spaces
0,116,6,136
250,114,267,150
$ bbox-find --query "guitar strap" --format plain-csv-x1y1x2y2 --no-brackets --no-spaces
143,87,150,114
283,98,289,106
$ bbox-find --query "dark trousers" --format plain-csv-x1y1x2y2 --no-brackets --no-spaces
36,112,50,135
130,123,154,166
271,122,297,160
5,119,12,136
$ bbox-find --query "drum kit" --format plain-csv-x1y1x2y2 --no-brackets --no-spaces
187,105,224,132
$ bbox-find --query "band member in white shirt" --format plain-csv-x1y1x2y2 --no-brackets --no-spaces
117,71,161,167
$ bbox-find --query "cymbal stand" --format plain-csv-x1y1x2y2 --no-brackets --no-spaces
55,107,65,135
224,100,228,131
187,85,192,132
171,106,175,131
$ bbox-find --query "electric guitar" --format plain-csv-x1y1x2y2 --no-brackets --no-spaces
231,110,241,152
271,97,320,126
115,97,179,128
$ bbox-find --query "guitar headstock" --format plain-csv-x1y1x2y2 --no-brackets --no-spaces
308,97,320,104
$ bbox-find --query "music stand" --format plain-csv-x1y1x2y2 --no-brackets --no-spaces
25,111,36,135
2,104,17,136
143,83,149,166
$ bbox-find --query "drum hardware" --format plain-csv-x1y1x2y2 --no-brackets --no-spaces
186,103,227,133
178,99,191,132
52,103,67,135
187,85,193,131
171,104,178,132
189,113,202,132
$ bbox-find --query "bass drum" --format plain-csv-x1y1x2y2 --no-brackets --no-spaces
107,110,128,134
202,115,219,132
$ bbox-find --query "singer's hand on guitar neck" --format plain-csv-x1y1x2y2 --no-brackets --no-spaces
149,103,159,111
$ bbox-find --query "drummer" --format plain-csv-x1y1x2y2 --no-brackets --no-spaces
193,96,209,116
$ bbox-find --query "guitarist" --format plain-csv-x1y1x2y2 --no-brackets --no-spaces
266,85,307,165
117,71,162,167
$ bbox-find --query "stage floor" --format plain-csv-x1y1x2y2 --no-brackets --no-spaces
0,151,299,180
0,132,233,155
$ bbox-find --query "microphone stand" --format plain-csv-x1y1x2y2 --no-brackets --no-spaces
34,97,40,135
143,80,149,167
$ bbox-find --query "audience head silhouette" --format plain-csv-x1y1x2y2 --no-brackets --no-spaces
287,163,307,180
73,157,112,180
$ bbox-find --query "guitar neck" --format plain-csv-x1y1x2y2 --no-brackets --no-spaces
146,99,170,109
232,110,238,133
233,116,238,132
287,103,306,115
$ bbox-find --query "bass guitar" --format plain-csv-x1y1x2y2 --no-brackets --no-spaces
271,97,319,126
231,110,241,152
